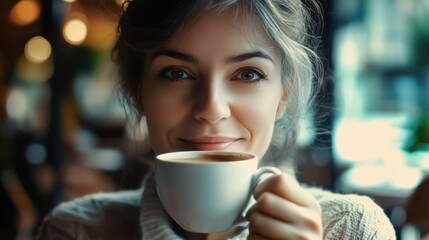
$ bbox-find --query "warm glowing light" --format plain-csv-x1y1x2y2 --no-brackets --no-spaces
16,55,54,82
116,0,125,6
10,0,40,26
63,19,88,45
24,36,52,63
84,14,117,50
63,0,77,2
6,89,28,120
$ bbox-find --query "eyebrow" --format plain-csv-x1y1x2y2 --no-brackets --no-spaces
226,51,274,64
151,49,274,64
151,49,197,62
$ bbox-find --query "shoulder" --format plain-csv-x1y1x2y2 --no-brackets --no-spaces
307,187,396,240
36,189,142,240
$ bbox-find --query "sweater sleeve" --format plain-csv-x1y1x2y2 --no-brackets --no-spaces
35,198,104,240
35,190,142,240
311,189,397,240
36,216,101,240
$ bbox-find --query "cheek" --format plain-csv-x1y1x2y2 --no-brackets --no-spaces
239,86,282,125
241,103,278,127
142,90,189,150
142,84,188,124
236,96,281,148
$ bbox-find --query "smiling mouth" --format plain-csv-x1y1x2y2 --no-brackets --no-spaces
179,137,241,151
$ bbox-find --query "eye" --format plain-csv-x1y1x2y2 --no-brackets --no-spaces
159,67,193,81
231,68,267,83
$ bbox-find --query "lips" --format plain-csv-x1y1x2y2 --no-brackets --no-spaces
179,136,241,151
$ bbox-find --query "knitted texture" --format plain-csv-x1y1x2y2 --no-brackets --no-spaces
308,188,396,239
36,174,396,239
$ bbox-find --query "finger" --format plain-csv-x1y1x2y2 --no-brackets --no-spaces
247,192,321,230
248,211,306,239
247,233,269,240
247,192,297,222
253,174,319,208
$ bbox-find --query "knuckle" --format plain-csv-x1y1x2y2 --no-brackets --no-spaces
300,213,323,239
271,174,288,192
294,231,319,240
305,217,322,233
314,201,322,214
256,192,273,208
308,196,322,214
247,211,260,225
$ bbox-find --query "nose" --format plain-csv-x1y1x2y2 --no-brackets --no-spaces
192,80,231,124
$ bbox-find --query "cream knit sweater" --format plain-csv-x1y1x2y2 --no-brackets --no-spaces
37,173,396,239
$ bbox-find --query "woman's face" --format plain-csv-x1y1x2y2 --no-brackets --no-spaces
141,9,287,159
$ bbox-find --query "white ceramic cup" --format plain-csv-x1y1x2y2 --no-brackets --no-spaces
155,150,282,233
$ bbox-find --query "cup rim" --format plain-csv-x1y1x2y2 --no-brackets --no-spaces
156,150,256,163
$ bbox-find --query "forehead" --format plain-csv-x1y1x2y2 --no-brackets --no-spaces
157,8,278,57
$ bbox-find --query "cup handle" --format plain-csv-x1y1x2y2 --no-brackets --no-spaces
234,166,282,227
250,166,283,191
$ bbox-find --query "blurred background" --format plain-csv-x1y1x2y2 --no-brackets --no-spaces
0,0,428,239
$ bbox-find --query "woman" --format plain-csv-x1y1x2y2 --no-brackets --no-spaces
37,0,396,239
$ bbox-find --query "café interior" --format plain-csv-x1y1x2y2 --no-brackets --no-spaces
0,0,428,239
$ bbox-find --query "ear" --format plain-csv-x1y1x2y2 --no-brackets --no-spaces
275,89,288,120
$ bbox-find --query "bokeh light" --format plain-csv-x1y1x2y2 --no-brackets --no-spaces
16,55,54,82
84,15,117,50
26,143,47,165
24,36,52,64
63,18,88,45
6,88,28,120
9,0,41,26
